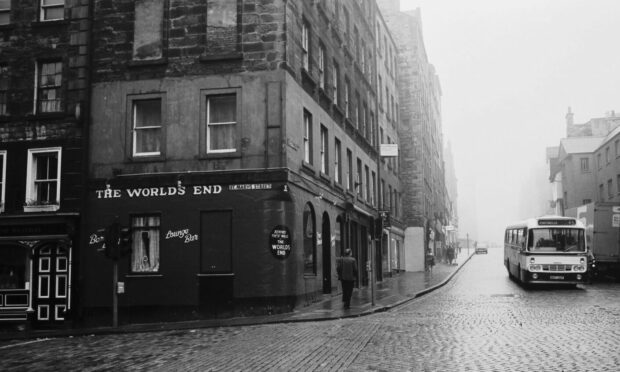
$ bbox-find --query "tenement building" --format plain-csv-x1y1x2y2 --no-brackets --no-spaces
81,0,399,324
377,1,450,270
0,1,90,327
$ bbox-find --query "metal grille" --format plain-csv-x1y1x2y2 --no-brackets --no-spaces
542,264,572,272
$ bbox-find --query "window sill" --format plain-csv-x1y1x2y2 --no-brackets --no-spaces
334,182,343,191
128,154,166,163
26,112,66,121
126,274,163,278
24,204,60,213
301,161,316,175
31,20,69,28
319,172,331,184
199,151,241,160
128,58,168,67
199,53,243,62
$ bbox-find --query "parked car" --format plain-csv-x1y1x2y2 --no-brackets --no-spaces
475,243,488,254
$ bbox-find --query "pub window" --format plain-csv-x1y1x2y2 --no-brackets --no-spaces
40,0,64,21
0,64,8,115
25,147,61,211
36,61,63,113
320,125,328,175
133,0,164,61
0,151,5,212
131,215,160,273
303,109,313,164
206,93,237,153
132,98,162,157
303,203,316,275
0,0,9,26
334,138,342,184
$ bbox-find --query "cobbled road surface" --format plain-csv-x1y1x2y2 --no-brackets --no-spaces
3,248,619,371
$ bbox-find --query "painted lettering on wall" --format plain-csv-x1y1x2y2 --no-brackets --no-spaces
165,229,198,243
94,183,275,199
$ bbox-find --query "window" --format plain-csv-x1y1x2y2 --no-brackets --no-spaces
608,179,613,199
132,98,162,157
133,0,164,60
334,138,342,184
598,154,602,169
0,0,10,25
0,151,5,212
356,158,362,197
346,149,352,191
599,184,604,202
36,61,62,113
370,112,375,146
0,64,7,116
207,94,237,153
344,79,350,118
206,0,238,53
332,61,339,104
616,140,620,158
303,109,313,164
617,175,620,194
380,179,386,208
354,27,360,61
364,165,369,201
320,125,328,174
583,199,592,205
356,92,361,128
606,147,610,164
302,21,310,71
131,215,160,273
25,148,61,211
303,203,316,275
580,158,589,172
371,171,376,206
378,76,383,108
318,43,326,89
40,0,64,21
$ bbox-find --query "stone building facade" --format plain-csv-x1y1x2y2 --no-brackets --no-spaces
376,1,449,269
80,0,399,325
0,0,90,327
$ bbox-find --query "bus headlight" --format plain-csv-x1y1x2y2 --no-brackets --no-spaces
572,265,586,272
529,264,542,272
580,258,586,264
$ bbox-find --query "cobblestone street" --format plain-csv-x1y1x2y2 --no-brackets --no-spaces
3,248,619,371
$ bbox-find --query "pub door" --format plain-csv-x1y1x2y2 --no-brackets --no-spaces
32,242,70,326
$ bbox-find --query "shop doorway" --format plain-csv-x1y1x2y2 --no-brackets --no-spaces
321,213,331,294
32,242,69,325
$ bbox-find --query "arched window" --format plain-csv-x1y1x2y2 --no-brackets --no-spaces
303,203,316,275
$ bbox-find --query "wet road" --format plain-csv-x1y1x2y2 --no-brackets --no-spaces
3,247,620,371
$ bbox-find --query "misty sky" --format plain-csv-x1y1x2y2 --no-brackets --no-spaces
399,0,620,244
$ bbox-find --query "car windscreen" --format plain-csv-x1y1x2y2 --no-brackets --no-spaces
527,228,585,252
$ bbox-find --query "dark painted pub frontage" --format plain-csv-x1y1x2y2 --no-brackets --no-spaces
79,169,375,325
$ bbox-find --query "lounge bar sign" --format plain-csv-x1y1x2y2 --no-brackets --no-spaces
269,225,292,259
95,182,281,200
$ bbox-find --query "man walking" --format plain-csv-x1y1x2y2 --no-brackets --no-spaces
337,249,357,309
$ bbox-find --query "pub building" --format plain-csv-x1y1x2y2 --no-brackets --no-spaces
78,0,395,324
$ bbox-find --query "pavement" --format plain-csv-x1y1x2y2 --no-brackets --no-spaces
0,250,474,342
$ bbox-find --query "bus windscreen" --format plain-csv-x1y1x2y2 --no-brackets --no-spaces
527,228,585,252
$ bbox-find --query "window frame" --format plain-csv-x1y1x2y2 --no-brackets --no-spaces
128,94,165,159
346,149,353,191
203,90,240,155
303,109,313,165
334,138,342,185
580,157,589,173
318,42,326,90
320,124,328,175
0,151,5,212
130,214,161,274
332,60,339,105
35,60,63,114
301,20,310,71
25,147,62,212
40,0,64,22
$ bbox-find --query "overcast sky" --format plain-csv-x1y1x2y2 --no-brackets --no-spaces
398,0,620,244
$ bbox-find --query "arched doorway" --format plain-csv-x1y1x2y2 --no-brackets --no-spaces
303,203,316,275
322,212,331,294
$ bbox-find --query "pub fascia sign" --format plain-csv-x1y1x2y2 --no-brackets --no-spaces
95,182,276,199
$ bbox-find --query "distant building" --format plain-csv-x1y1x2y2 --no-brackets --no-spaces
593,126,620,204
566,107,620,138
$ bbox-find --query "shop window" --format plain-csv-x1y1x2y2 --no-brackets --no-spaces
25,148,61,212
131,215,160,273
303,109,313,164
36,61,63,114
133,0,164,61
132,98,162,157
303,203,316,275
0,64,8,115
40,0,64,21
0,245,28,290
0,151,5,212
